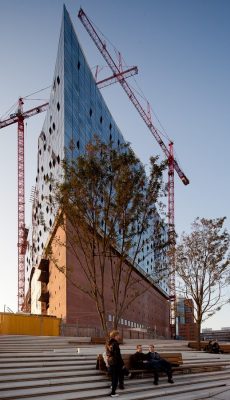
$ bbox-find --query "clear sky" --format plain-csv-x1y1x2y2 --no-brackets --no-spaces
0,0,229,330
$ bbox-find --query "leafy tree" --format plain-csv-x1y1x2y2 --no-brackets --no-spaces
46,137,167,335
175,217,230,348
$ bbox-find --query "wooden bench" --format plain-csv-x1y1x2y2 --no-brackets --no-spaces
221,344,230,353
91,337,123,345
96,352,183,377
188,341,208,350
188,341,230,353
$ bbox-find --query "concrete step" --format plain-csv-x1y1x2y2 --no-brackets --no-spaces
0,335,229,400
0,360,95,369
0,369,102,382
0,368,230,392
0,355,93,362
0,378,228,400
0,365,100,375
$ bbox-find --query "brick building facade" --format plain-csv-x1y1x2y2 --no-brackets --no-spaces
36,223,171,338
176,297,197,340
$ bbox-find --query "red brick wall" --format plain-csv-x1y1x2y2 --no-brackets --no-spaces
65,233,170,338
46,219,170,338
178,323,198,341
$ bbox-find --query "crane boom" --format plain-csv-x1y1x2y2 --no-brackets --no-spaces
0,99,48,311
97,66,138,89
78,8,189,186
0,102,49,129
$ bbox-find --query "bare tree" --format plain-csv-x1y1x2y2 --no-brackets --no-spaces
46,137,167,335
175,217,230,348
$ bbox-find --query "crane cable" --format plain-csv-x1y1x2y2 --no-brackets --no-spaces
84,12,172,145
23,85,51,100
0,85,51,121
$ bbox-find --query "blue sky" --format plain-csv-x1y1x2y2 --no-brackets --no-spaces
0,0,229,329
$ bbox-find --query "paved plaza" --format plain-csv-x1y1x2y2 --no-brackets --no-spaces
0,336,230,399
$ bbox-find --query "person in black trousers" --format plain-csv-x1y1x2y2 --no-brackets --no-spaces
106,330,124,397
146,344,174,384
131,344,159,385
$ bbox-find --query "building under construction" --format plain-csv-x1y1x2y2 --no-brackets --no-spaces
24,6,171,338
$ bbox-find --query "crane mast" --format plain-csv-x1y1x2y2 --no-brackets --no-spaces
0,99,48,311
17,98,26,310
78,8,190,333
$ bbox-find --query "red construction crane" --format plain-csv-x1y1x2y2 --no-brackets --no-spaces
0,98,48,311
78,8,190,331
96,66,138,89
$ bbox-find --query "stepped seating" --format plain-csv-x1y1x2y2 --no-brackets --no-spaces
91,337,124,345
0,335,230,399
188,341,230,353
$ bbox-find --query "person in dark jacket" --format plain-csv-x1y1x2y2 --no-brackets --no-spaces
211,340,222,354
131,344,159,385
146,344,174,384
204,340,214,352
106,330,124,397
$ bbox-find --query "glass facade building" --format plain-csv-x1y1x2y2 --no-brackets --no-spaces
25,6,168,313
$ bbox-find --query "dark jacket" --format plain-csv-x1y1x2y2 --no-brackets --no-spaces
146,351,161,361
106,338,124,367
212,342,220,353
131,351,148,368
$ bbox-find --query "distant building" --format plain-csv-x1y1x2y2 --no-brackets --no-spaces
24,6,170,338
176,297,197,340
201,327,230,342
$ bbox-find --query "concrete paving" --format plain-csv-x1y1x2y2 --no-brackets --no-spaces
0,335,229,399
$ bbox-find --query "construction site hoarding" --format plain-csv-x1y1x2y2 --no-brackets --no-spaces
0,312,61,336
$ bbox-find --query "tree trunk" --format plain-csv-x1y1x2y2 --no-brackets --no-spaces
197,320,201,351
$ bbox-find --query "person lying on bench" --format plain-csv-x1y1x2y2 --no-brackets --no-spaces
131,344,159,385
146,344,174,385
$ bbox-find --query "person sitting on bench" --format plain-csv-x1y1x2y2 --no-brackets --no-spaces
146,344,174,385
204,340,214,352
211,340,223,354
131,344,159,385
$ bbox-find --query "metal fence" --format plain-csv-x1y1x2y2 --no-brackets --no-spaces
60,323,157,339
